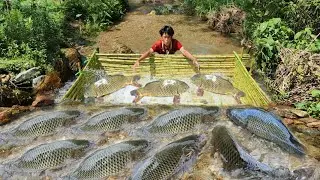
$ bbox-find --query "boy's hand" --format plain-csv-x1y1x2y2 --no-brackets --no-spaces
132,60,140,72
193,60,200,71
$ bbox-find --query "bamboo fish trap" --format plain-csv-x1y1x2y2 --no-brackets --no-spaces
62,49,271,107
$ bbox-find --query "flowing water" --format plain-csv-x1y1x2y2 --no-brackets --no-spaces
1,1,319,179
1,77,320,179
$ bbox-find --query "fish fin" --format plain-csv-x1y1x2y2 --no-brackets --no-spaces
173,147,198,178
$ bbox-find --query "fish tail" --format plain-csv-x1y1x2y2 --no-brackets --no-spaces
131,127,150,138
130,89,138,96
131,75,141,87
286,141,305,156
275,138,305,156
233,89,245,104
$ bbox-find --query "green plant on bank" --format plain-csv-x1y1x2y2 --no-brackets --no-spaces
63,0,127,33
252,18,320,78
295,90,320,119
0,0,127,74
252,18,294,78
180,0,243,16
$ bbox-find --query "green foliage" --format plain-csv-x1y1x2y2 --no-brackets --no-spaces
252,18,294,77
252,18,320,78
180,0,243,17
63,0,127,30
295,90,320,119
0,0,128,73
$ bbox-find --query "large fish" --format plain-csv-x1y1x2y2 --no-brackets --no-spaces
86,74,141,98
66,139,150,179
191,74,245,104
131,135,206,180
79,107,147,132
8,140,91,171
226,107,305,155
130,79,189,104
211,125,273,172
139,107,219,136
11,110,80,138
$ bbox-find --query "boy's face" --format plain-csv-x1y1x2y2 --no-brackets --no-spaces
161,33,172,46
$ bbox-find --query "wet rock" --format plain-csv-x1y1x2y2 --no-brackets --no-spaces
306,121,320,128
283,118,294,125
0,106,32,125
290,109,309,118
31,92,55,107
62,48,82,73
299,117,318,124
293,120,305,125
32,75,46,88
13,67,41,83
271,106,298,119
35,72,62,94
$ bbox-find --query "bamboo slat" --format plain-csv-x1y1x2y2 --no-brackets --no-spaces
62,51,269,107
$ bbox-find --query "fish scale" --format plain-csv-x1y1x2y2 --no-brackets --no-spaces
131,135,206,180
87,74,139,97
10,140,90,170
12,110,80,138
68,140,150,179
226,108,305,155
134,79,189,97
80,108,146,132
211,126,273,172
142,107,219,135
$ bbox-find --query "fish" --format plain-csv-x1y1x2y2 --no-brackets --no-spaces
11,110,80,138
226,107,305,155
130,135,206,180
86,74,141,98
8,139,91,171
79,107,147,132
211,125,273,172
139,107,219,136
130,79,189,104
191,74,245,104
67,139,150,179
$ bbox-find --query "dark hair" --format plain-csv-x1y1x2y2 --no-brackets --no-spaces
159,25,174,36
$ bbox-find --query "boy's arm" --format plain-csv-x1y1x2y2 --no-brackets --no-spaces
133,48,154,71
180,47,199,70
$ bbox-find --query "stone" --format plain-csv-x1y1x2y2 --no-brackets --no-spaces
290,109,309,118
299,117,318,124
14,67,41,83
32,92,54,107
306,121,320,128
32,75,46,88
283,118,294,125
293,120,305,125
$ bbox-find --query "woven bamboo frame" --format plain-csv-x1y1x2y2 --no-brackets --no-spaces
62,50,270,106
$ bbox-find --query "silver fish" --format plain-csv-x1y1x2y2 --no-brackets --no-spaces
11,110,80,138
86,73,141,98
226,107,305,155
79,107,147,132
131,135,206,180
9,140,91,171
191,74,245,103
130,79,189,104
211,125,273,172
140,107,219,135
67,140,150,179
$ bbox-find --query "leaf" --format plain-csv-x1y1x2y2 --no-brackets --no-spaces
311,89,320,98
295,102,306,109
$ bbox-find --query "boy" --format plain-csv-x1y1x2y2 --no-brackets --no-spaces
133,25,199,71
